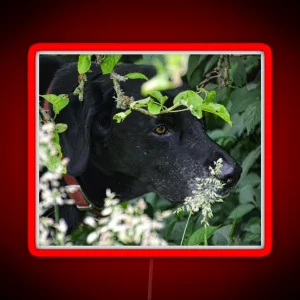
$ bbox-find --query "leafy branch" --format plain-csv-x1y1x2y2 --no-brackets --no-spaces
39,94,70,173
111,71,232,126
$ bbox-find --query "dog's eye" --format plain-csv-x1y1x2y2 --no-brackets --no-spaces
154,125,168,135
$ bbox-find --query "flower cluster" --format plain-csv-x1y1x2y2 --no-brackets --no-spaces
176,158,225,226
84,190,171,246
39,217,71,246
39,122,75,217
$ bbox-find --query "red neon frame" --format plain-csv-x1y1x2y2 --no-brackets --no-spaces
28,43,272,257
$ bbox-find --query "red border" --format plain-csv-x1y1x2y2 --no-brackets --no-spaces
28,43,272,257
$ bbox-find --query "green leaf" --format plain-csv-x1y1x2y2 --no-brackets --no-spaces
186,55,207,88
241,146,261,179
190,106,203,119
229,216,237,240
143,193,157,207
130,98,150,109
56,94,69,115
244,56,260,74
230,86,260,114
201,103,232,126
244,232,260,244
231,59,247,87
77,54,92,74
245,217,261,234
187,226,219,245
40,94,69,116
40,94,59,104
169,221,187,244
113,109,132,123
52,142,62,159
141,54,165,66
55,123,68,133
255,186,261,210
239,184,255,204
222,113,245,138
52,131,59,145
174,91,204,119
174,90,203,108
212,225,232,245
125,72,149,80
147,99,162,115
203,90,216,104
204,55,219,74
243,100,261,134
208,129,225,141
45,155,61,172
238,172,261,189
187,55,203,81
101,54,122,74
228,204,255,219
149,91,168,105
165,218,178,241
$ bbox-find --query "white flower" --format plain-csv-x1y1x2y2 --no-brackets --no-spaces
87,231,99,244
84,216,97,228
54,219,68,234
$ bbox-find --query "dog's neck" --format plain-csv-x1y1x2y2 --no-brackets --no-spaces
74,161,147,208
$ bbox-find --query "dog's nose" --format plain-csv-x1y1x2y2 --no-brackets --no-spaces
215,162,242,187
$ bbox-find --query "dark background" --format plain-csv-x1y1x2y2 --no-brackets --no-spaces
1,0,298,298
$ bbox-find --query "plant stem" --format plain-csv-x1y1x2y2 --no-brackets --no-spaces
54,200,60,245
133,107,157,118
166,108,190,113
54,202,59,224
198,74,221,89
180,211,192,246
223,55,230,87
204,222,208,246
160,102,182,114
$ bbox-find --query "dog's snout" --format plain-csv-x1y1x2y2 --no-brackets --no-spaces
215,162,242,187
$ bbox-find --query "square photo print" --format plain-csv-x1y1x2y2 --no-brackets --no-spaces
28,43,272,257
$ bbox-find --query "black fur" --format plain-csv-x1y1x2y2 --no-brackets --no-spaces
39,55,242,232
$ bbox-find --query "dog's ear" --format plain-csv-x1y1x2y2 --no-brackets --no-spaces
56,80,114,177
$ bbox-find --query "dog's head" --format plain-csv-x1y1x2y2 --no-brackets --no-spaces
54,63,242,205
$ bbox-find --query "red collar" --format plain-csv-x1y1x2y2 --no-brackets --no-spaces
42,92,101,217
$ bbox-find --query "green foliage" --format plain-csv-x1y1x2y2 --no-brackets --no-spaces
230,56,247,87
40,94,69,117
112,83,232,126
113,109,132,123
77,54,92,74
101,54,122,74
147,99,162,114
230,86,260,114
125,72,149,80
188,226,219,245
212,225,232,245
55,123,68,133
149,91,168,105
174,90,204,119
44,128,67,174
244,100,261,134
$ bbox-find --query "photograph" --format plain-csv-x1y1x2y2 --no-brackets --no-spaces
28,44,271,256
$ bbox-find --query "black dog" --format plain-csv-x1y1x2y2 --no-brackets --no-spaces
39,55,242,231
